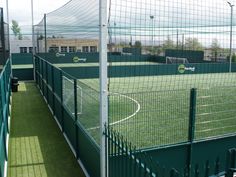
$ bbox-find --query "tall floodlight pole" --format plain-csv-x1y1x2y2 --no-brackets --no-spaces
227,1,234,72
150,15,154,52
99,0,108,176
31,0,36,80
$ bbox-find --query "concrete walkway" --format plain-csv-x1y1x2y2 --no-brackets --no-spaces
7,82,85,177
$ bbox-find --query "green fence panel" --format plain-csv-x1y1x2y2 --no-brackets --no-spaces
0,58,11,177
141,135,236,176
61,67,99,79
11,53,33,65
54,96,63,128
53,67,62,100
42,60,47,80
37,52,150,63
77,122,100,177
0,128,5,177
47,64,53,88
47,89,54,112
63,109,77,150
59,63,235,79
12,68,33,80
191,136,236,177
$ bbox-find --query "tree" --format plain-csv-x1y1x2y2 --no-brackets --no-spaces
184,37,203,50
162,36,175,51
211,39,221,62
134,41,142,48
37,35,44,40
232,53,236,62
11,20,22,40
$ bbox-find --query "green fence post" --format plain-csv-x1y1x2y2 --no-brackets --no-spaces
204,160,210,177
44,14,47,54
45,61,49,102
3,126,8,161
74,79,79,159
187,88,197,177
60,70,64,132
215,157,220,175
226,149,236,177
51,65,55,116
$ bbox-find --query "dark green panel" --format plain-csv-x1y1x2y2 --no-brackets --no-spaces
53,67,62,99
59,63,235,79
63,108,77,150
37,52,150,63
11,53,33,65
77,122,100,177
141,135,236,176
191,136,236,176
61,67,99,79
54,97,63,127
12,68,34,80
143,144,188,174
47,88,54,112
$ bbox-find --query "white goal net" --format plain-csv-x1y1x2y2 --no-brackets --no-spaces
166,56,189,64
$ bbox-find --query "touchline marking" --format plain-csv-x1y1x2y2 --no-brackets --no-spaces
87,92,141,131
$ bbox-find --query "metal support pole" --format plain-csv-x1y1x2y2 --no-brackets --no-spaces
177,29,179,49
150,15,154,52
31,0,36,81
187,88,197,177
44,14,47,53
228,2,234,73
99,0,108,176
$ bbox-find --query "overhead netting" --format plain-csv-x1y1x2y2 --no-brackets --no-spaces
34,0,99,53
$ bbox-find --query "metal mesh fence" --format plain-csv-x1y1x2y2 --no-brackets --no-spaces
106,0,236,149
34,0,236,149
109,90,190,147
34,0,99,54
34,0,101,145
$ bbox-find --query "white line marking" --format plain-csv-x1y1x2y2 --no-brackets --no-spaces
87,92,141,130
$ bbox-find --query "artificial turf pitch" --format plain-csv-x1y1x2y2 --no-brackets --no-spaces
68,73,236,148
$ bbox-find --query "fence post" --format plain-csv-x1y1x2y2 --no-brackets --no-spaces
226,149,236,177
74,79,79,159
44,14,47,54
45,61,49,102
99,0,109,175
60,70,64,132
51,66,55,116
187,88,197,177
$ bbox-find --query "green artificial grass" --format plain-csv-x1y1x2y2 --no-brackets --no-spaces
7,82,85,177
74,73,236,148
